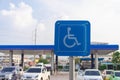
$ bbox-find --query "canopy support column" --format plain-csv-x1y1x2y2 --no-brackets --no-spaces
51,50,54,75
20,50,24,68
91,53,94,69
95,51,98,69
9,50,13,66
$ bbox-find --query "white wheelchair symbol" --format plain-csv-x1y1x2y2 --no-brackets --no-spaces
63,27,81,48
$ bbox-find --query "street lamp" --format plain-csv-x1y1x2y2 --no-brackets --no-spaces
34,26,37,45
34,23,44,44
33,23,45,65
34,25,38,65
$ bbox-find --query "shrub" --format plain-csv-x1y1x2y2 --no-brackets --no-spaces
99,64,107,70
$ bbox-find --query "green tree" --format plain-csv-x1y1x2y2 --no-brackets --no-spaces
38,57,49,64
112,51,120,70
75,57,81,64
99,64,106,70
112,51,120,64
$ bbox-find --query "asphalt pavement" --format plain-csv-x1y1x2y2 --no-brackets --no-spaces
50,72,78,80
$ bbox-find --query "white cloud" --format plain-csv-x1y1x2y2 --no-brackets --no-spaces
0,2,38,44
1,2,37,30
0,0,120,46
39,0,120,46
9,3,15,9
59,15,69,20
37,23,46,31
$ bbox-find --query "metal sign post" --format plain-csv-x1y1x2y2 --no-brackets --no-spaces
69,56,75,80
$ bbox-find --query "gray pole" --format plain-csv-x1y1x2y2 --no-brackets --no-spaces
21,50,24,68
69,56,75,80
34,27,37,65
34,27,37,45
51,50,54,75
9,50,13,66
95,52,98,69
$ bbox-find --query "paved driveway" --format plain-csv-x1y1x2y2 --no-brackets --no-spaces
50,72,78,80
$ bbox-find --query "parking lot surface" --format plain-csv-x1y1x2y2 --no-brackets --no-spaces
50,72,77,80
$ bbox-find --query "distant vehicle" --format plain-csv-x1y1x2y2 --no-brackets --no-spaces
108,71,120,80
77,70,84,80
35,63,44,67
102,69,114,80
84,69,103,80
21,66,50,80
44,64,51,72
0,66,23,80
36,63,51,72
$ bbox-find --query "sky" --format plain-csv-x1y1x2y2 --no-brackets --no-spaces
0,0,120,50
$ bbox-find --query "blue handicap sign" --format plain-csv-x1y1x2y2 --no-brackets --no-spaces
54,20,90,56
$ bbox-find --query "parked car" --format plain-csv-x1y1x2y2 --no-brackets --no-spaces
84,69,103,80
35,63,52,74
102,70,114,80
0,66,23,80
35,63,44,67
21,66,50,80
108,71,120,80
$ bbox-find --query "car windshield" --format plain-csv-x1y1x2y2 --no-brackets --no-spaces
85,71,100,76
115,72,120,77
26,68,41,73
1,67,15,72
106,71,113,74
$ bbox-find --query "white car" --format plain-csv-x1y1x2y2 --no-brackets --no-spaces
21,66,50,80
0,66,23,80
84,69,103,80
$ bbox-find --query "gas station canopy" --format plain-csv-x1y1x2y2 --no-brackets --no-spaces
0,44,119,55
